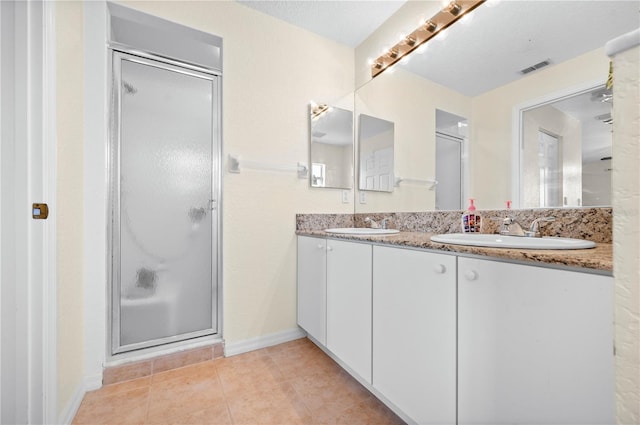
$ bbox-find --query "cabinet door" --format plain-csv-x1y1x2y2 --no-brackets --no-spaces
373,246,456,424
458,257,614,424
326,239,372,383
297,236,326,345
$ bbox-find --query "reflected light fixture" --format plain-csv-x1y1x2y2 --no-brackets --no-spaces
310,102,330,120
371,0,485,78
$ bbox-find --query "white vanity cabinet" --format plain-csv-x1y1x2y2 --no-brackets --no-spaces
458,257,614,424
297,235,614,425
372,246,456,425
326,239,372,383
296,236,372,383
296,236,327,345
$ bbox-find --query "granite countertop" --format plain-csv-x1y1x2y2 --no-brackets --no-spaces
296,230,613,274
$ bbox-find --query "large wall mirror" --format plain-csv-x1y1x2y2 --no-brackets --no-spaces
309,104,354,189
353,0,638,212
518,84,612,208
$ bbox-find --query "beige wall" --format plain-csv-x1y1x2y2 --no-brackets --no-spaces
470,47,609,208
56,0,86,415
611,44,640,424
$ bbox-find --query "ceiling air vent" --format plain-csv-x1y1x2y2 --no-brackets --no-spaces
520,59,552,75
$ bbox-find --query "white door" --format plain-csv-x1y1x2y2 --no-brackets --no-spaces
539,131,562,207
1,1,55,423
296,236,327,345
326,240,372,383
362,147,393,191
435,134,462,210
458,257,614,424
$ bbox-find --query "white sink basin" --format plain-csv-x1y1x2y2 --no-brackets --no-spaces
430,233,595,250
325,228,400,235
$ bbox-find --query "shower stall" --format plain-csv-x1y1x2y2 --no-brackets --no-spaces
108,4,222,354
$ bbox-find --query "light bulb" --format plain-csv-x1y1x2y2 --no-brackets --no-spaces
460,11,474,24
435,29,448,41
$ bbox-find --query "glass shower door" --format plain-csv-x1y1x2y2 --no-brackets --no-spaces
111,52,219,353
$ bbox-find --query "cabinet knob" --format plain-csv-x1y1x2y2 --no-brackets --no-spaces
326,246,334,252
464,270,478,281
317,244,324,250
434,264,447,274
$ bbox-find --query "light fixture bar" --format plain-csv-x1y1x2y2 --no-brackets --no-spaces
371,0,485,78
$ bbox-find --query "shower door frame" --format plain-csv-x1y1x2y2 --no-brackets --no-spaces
108,48,222,355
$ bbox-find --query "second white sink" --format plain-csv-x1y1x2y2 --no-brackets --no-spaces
325,228,400,235
430,233,596,250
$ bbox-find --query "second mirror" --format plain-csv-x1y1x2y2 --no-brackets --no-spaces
358,114,394,192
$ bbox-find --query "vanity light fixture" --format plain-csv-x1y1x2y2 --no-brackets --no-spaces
371,0,485,78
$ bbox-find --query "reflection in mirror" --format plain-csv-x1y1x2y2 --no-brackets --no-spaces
358,114,394,192
521,85,612,208
309,105,353,189
354,0,637,212
436,109,467,210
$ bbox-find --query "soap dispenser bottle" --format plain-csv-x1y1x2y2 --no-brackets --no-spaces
461,199,482,233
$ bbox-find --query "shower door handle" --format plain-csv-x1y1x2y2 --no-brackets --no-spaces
209,199,217,211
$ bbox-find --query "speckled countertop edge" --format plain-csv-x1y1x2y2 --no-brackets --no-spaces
296,230,613,274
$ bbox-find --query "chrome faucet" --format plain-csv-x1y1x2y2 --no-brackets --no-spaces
365,217,391,229
527,217,555,237
500,216,556,237
365,217,380,229
500,217,526,236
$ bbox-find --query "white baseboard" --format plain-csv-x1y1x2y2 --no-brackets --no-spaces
58,382,86,425
224,327,306,357
57,372,103,424
84,373,103,392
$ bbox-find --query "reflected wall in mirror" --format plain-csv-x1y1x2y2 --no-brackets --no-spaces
520,84,612,208
358,114,394,192
353,0,638,212
309,105,353,189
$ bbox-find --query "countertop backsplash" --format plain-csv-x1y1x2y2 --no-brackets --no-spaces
297,207,612,244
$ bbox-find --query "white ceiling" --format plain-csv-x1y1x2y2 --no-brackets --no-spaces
236,0,406,48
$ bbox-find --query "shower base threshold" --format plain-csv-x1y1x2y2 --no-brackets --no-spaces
103,339,224,385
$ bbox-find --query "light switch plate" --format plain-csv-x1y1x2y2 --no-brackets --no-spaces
341,190,350,204
359,191,367,204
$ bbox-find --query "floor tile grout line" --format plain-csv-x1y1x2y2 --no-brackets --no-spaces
214,359,238,424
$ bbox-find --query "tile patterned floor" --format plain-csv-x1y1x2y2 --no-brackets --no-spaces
73,338,406,425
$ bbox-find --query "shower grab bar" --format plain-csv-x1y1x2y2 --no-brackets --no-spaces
227,154,308,179
394,176,438,191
